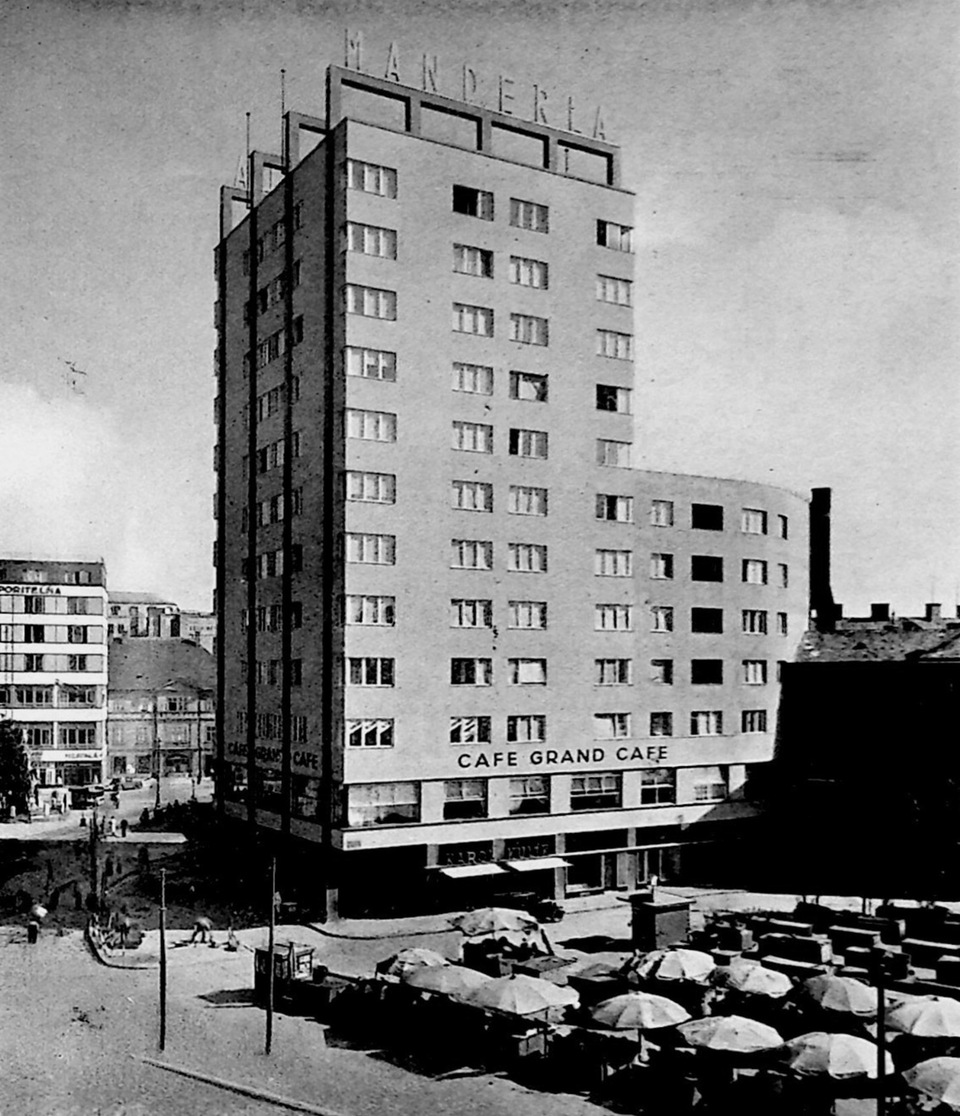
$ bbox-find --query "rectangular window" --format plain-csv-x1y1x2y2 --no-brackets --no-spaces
596,384,632,413
59,724,97,747
777,612,789,635
452,480,493,512
742,709,768,733
778,514,789,540
509,370,548,402
692,556,724,582
595,549,633,577
597,439,632,468
452,362,494,395
346,222,397,259
691,659,724,685
345,533,395,565
596,658,632,685
509,256,548,288
508,485,548,517
25,597,45,614
347,782,420,829
597,220,633,252
691,608,724,634
596,494,634,522
24,625,45,643
692,503,724,531
510,197,549,232
451,658,492,686
742,508,768,535
509,428,548,458
742,559,768,585
452,302,494,336
345,408,396,442
345,346,397,381
443,779,487,821
450,716,491,745
346,159,398,198
651,659,674,685
650,712,673,737
691,711,723,736
509,776,550,816
651,606,673,633
650,500,674,527
508,600,547,629
594,712,630,739
779,563,789,588
450,599,492,629
451,539,493,570
67,625,88,644
742,609,768,635
451,421,493,453
596,274,633,305
640,768,676,805
453,244,493,278
346,658,395,687
67,655,88,672
571,772,622,811
596,329,633,360
346,718,394,749
508,543,547,573
742,660,768,685
506,715,546,743
694,776,728,803
452,184,494,219
509,313,549,346
345,470,396,504
596,604,633,631
509,658,547,685
344,595,395,626
345,284,397,320
650,553,674,580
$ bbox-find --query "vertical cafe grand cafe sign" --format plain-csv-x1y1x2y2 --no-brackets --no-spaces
341,30,609,142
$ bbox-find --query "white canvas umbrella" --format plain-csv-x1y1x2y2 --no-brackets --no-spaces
466,973,579,1015
590,991,691,1031
778,1031,894,1080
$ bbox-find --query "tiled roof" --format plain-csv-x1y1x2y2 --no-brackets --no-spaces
797,627,960,663
108,638,215,692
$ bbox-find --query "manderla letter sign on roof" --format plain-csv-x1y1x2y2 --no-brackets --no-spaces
342,29,609,141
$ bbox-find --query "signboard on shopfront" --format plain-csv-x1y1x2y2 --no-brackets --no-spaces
227,738,320,774
454,744,671,772
40,750,101,762
0,585,63,595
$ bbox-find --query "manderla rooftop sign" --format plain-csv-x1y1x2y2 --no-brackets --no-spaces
341,29,610,141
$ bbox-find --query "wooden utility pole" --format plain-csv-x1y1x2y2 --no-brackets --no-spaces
876,954,887,1116
89,805,99,906
159,868,167,1051
266,855,276,1055
153,695,162,811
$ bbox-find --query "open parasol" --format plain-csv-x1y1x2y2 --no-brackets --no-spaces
402,964,492,998
677,1014,783,1054
449,907,539,937
886,996,960,1038
903,1056,960,1110
629,947,716,985
800,974,878,1016
590,991,691,1031
715,958,793,999
376,948,451,977
778,1031,894,1080
466,973,579,1015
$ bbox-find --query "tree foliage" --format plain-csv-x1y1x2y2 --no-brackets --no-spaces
0,721,31,815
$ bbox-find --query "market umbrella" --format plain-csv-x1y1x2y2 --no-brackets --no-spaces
449,907,539,937
590,991,691,1031
466,973,579,1015
778,1031,894,1080
403,964,493,998
715,959,793,999
376,948,451,977
903,1056,960,1110
801,975,879,1017
887,996,960,1038
629,948,716,985
677,1014,784,1054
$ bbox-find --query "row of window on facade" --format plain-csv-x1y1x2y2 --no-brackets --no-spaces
0,595,103,615
0,654,104,673
0,625,103,644
0,569,97,586
0,684,100,707
18,724,99,748
222,765,729,827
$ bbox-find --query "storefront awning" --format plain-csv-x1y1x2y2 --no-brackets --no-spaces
439,863,508,879
504,857,571,873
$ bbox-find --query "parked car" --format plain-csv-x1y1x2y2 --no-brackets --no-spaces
119,777,144,791
69,786,106,810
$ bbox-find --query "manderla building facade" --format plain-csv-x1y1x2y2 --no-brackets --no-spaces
215,66,809,917
0,558,109,788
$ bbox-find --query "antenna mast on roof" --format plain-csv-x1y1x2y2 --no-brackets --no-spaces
245,112,252,202
280,69,286,168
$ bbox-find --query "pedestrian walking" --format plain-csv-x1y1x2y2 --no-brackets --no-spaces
108,816,118,838
225,926,240,952
189,916,213,944
117,913,132,949
120,818,128,838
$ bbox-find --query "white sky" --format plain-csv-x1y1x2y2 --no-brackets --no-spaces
0,0,957,615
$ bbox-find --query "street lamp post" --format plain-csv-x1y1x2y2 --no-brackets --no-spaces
153,694,161,811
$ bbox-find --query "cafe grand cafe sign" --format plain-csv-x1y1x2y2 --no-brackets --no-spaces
341,29,610,142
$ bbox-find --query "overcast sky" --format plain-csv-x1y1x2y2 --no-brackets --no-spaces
1,0,957,615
